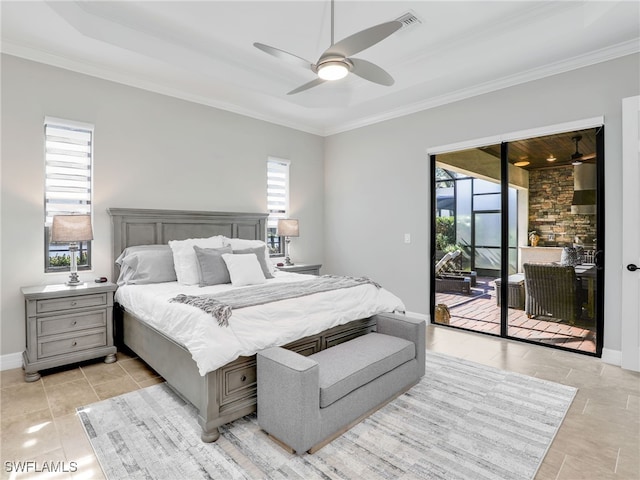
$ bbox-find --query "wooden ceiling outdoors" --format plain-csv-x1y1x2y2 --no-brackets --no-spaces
481,128,597,170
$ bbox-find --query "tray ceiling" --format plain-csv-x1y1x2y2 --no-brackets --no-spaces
1,1,638,136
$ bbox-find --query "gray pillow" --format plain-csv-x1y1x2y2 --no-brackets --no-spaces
115,244,177,286
194,245,233,286
233,246,274,279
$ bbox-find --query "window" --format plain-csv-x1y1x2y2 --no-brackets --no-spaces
44,117,93,272
266,157,290,256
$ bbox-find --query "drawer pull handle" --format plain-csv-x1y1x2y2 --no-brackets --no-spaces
72,341,77,347
240,375,247,382
71,301,77,307
72,320,77,326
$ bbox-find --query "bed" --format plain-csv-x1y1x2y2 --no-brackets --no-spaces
108,208,405,442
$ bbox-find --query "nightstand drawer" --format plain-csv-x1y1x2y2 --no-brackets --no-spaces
38,310,107,336
36,293,108,314
38,329,107,359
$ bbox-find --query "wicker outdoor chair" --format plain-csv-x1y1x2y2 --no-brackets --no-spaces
523,263,582,324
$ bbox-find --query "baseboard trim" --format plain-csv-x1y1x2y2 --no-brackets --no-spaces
600,348,622,366
0,351,23,371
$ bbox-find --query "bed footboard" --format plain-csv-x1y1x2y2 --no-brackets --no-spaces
117,308,377,442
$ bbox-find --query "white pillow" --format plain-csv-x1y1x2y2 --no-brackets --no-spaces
168,236,225,285
224,238,275,274
221,253,267,287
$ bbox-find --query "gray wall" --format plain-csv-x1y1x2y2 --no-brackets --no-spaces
324,54,640,353
2,52,638,359
1,54,324,357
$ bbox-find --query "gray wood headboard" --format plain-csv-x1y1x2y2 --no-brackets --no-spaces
107,208,268,282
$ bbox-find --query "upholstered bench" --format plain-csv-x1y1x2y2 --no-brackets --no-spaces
256,313,425,454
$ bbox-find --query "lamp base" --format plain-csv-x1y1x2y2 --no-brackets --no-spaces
66,272,82,286
284,237,294,266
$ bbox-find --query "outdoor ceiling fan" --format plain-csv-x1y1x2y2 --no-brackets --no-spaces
571,135,596,165
254,0,402,95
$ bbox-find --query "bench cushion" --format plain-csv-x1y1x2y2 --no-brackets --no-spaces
309,333,415,408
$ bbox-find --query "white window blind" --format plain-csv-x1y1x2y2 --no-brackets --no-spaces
267,158,290,230
267,158,290,255
44,117,94,271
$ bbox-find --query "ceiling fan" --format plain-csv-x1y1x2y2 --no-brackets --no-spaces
571,135,596,165
254,0,402,95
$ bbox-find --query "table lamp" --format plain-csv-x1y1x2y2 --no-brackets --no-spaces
277,219,299,266
51,214,93,286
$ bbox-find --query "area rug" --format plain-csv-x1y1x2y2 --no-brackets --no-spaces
78,351,576,480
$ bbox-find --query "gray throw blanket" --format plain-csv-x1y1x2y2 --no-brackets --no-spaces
169,275,381,327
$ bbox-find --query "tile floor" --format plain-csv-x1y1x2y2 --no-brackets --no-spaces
1,325,639,479
1,351,162,479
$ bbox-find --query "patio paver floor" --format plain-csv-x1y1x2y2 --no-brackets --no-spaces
435,277,596,354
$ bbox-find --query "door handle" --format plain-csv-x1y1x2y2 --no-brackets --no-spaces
627,264,639,272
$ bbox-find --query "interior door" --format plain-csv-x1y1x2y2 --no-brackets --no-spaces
621,95,640,371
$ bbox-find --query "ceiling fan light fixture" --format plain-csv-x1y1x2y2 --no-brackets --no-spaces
547,155,556,162
317,61,349,81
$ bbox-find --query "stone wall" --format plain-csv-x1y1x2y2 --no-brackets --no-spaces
528,165,597,246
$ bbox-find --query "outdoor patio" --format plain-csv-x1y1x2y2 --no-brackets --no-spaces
435,276,596,354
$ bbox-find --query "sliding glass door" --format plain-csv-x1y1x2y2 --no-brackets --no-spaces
433,144,503,335
431,127,604,356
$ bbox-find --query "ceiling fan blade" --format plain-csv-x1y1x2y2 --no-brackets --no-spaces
350,58,394,86
287,78,327,95
253,42,312,70
323,21,402,58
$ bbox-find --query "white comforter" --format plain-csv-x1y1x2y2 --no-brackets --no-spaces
115,271,405,375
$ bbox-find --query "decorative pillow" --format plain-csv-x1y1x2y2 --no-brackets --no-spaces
221,253,267,287
224,238,275,274
115,244,177,286
560,246,579,267
168,236,226,285
233,246,274,279
193,245,232,286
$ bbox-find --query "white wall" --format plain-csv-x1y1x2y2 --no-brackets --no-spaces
0,54,324,358
324,54,640,353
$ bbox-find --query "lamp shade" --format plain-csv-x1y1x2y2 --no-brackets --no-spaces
51,215,93,243
277,218,299,237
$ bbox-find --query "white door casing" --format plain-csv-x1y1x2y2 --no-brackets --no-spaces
621,95,640,372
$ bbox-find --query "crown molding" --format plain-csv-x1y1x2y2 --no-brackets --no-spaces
324,39,640,136
3,37,638,139
0,41,326,137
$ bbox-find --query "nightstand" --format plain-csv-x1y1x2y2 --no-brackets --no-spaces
276,263,322,275
21,282,118,382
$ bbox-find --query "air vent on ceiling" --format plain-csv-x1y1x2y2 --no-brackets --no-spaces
395,11,422,31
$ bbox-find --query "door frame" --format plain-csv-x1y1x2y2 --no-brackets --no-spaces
621,96,640,371
429,116,605,356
